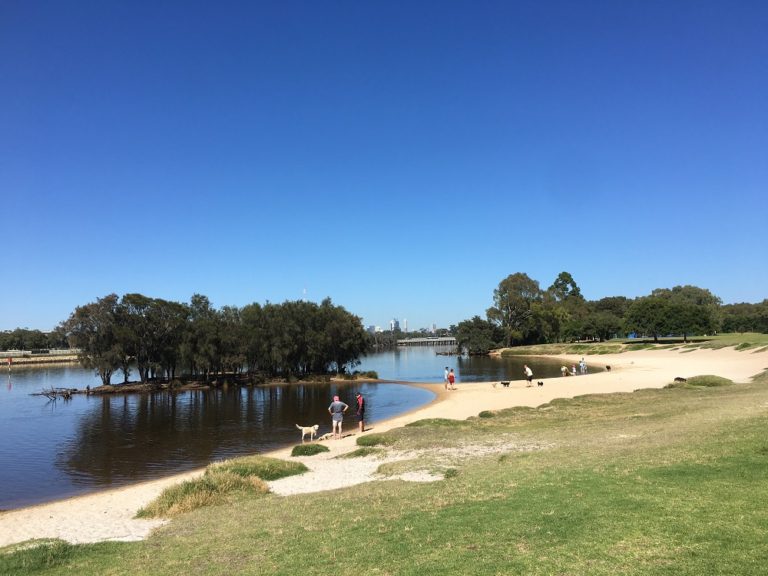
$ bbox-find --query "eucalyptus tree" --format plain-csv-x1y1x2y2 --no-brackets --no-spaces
120,293,154,383
318,298,370,374
455,316,503,354
624,296,670,342
181,294,223,381
146,298,188,380
63,294,124,385
721,300,768,333
486,272,544,345
650,285,722,342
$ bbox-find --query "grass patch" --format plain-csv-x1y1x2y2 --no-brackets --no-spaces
290,443,330,457
210,455,309,481
356,432,397,447
8,365,768,575
666,375,734,389
137,455,307,518
137,470,269,518
336,447,385,459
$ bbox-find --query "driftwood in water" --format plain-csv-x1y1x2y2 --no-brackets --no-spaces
34,387,77,400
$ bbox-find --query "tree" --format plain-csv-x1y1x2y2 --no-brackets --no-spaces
486,273,543,345
63,294,124,385
455,316,503,354
624,296,670,342
652,285,722,342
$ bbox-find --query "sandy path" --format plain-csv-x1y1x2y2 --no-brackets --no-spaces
1,346,766,547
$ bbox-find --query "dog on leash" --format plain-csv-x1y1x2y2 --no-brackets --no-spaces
296,424,319,442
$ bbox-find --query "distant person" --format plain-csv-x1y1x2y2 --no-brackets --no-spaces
524,364,533,387
571,364,577,377
579,357,587,374
448,368,456,390
444,366,450,390
560,365,568,377
328,395,349,439
355,392,365,433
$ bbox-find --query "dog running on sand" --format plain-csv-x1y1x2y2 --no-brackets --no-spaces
296,424,319,443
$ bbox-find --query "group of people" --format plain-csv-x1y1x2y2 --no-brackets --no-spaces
560,357,588,377
327,391,365,439
443,367,456,390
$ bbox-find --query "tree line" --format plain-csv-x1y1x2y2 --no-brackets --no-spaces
455,271,768,354
56,293,370,386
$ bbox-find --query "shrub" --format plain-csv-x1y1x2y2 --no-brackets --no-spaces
478,410,496,419
291,443,330,457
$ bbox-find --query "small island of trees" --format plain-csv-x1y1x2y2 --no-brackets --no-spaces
58,294,371,386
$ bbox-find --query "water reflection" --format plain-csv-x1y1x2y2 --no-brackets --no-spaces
0,379,432,509
1,348,599,509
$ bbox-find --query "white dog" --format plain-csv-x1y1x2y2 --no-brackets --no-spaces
296,424,319,443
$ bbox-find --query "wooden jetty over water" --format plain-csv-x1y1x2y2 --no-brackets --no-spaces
396,337,456,347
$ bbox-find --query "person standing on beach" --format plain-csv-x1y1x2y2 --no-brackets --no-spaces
448,368,456,390
524,364,534,387
444,366,450,390
355,392,365,433
328,395,349,439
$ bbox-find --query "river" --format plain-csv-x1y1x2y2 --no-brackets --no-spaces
0,346,569,510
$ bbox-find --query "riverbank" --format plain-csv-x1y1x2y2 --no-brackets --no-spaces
1,345,766,547
3,354,79,366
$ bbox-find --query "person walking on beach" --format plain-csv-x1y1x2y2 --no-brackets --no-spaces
444,366,450,390
579,357,587,374
524,364,534,387
328,395,349,439
355,392,365,433
448,368,456,390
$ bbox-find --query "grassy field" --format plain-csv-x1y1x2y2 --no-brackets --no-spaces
499,332,768,356
2,356,768,574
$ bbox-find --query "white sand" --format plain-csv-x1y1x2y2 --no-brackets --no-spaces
1,346,766,547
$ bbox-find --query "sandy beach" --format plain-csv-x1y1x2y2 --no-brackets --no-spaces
2,346,766,548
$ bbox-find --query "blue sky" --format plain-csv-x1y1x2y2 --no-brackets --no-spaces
1,0,766,332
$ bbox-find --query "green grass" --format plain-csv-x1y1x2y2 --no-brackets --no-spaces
4,358,768,575
498,333,768,357
666,375,734,389
290,443,330,456
335,447,385,459
135,456,307,518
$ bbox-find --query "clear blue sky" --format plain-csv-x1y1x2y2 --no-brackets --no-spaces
1,1,766,332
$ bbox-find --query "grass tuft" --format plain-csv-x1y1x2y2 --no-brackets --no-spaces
336,447,385,459
137,455,307,518
356,433,397,447
291,443,330,457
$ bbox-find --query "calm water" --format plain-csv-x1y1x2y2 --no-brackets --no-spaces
0,347,577,509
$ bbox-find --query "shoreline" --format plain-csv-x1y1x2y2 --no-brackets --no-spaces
2,346,767,547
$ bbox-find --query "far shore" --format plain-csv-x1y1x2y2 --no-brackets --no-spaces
1,345,767,547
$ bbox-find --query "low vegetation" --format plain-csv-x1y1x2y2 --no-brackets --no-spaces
136,456,307,518
290,443,330,457
3,368,768,575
